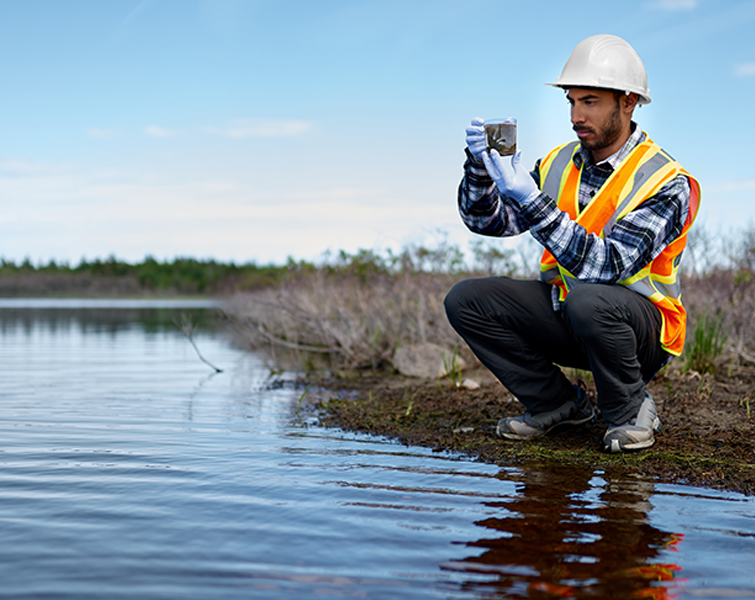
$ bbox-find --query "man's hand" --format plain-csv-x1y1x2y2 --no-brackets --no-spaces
465,117,487,160
482,150,540,207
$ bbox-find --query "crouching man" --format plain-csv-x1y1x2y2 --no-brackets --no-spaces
444,34,700,453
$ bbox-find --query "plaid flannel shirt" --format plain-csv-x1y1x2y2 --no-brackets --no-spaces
457,124,691,308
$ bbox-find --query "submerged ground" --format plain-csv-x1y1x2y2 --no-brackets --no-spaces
315,364,755,497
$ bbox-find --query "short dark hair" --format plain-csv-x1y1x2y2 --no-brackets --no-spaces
564,86,628,104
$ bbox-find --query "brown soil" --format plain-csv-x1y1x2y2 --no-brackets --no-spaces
313,364,755,497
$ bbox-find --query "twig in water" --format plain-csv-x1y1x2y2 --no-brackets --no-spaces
174,313,223,373
296,385,312,418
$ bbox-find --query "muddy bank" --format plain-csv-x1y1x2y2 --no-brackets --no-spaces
314,364,755,496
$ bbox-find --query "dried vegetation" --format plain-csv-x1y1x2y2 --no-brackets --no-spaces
224,228,755,379
223,239,515,372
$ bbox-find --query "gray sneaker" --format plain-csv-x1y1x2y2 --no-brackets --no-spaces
496,385,595,441
603,392,661,453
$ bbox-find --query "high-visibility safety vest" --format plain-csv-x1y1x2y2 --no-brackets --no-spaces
538,137,701,356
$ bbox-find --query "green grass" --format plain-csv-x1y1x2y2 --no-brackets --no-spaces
683,312,728,374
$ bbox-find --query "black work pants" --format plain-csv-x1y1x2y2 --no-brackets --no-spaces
444,277,669,425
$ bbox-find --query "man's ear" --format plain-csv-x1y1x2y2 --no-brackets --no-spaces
622,92,639,115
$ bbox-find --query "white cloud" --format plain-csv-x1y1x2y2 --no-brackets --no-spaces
204,119,314,139
0,159,428,263
0,156,50,176
649,0,696,9
145,125,177,137
87,128,121,139
735,63,755,77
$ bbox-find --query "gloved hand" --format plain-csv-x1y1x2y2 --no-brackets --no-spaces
481,150,541,207
465,117,487,161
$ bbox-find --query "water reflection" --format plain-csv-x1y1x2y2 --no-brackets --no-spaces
0,304,222,336
446,465,685,598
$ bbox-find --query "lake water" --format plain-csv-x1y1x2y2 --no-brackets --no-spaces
1,300,753,599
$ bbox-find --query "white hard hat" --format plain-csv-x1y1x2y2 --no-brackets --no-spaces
546,34,651,105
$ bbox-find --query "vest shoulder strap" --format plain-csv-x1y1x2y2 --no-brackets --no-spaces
539,141,580,201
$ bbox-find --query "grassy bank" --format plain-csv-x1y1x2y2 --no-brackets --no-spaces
312,365,755,496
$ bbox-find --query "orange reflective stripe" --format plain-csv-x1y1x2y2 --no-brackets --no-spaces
686,178,701,228
572,141,655,232
537,134,701,356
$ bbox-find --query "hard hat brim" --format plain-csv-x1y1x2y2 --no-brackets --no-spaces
545,81,651,105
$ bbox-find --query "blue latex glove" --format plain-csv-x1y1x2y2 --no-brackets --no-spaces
465,117,487,160
481,150,541,207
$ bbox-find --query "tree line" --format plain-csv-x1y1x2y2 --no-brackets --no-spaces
0,255,293,295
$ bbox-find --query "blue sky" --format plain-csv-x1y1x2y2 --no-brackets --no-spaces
1,0,754,265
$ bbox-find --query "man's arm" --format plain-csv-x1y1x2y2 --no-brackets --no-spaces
457,148,534,237
522,175,691,283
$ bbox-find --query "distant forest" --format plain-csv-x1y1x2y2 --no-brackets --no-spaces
0,236,516,298
1,235,533,298
0,255,299,297
3,224,753,298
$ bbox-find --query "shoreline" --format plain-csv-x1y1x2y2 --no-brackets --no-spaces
314,367,755,497
7,291,752,496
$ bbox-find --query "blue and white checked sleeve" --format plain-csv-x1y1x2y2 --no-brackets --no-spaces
457,149,534,237
521,175,691,283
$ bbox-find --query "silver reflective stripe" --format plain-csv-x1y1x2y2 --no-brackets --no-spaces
539,267,560,283
625,273,681,301
551,270,682,301
541,142,580,200
603,151,671,236
625,278,657,299
652,279,681,299
561,271,582,291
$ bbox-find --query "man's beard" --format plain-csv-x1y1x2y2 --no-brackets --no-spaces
575,103,623,153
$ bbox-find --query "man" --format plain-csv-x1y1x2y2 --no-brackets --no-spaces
444,34,700,453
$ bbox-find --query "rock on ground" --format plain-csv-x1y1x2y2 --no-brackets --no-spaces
392,343,466,379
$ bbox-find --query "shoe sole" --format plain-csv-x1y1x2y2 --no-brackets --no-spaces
497,411,596,441
603,417,661,453
605,436,656,453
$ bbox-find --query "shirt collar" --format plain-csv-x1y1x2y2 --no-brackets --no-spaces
573,122,646,170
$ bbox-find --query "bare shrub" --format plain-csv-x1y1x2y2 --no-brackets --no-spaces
682,226,721,276
728,223,755,272
223,270,469,372
224,225,755,374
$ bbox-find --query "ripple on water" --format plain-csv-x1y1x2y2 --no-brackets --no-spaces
0,304,753,599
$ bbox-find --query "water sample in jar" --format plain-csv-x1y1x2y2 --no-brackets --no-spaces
484,118,517,156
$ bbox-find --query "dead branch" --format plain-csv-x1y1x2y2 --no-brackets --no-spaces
174,313,223,373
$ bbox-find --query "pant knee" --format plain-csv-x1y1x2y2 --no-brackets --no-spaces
444,279,477,325
562,285,610,338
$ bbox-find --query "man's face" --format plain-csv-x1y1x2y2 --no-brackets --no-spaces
567,88,626,155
